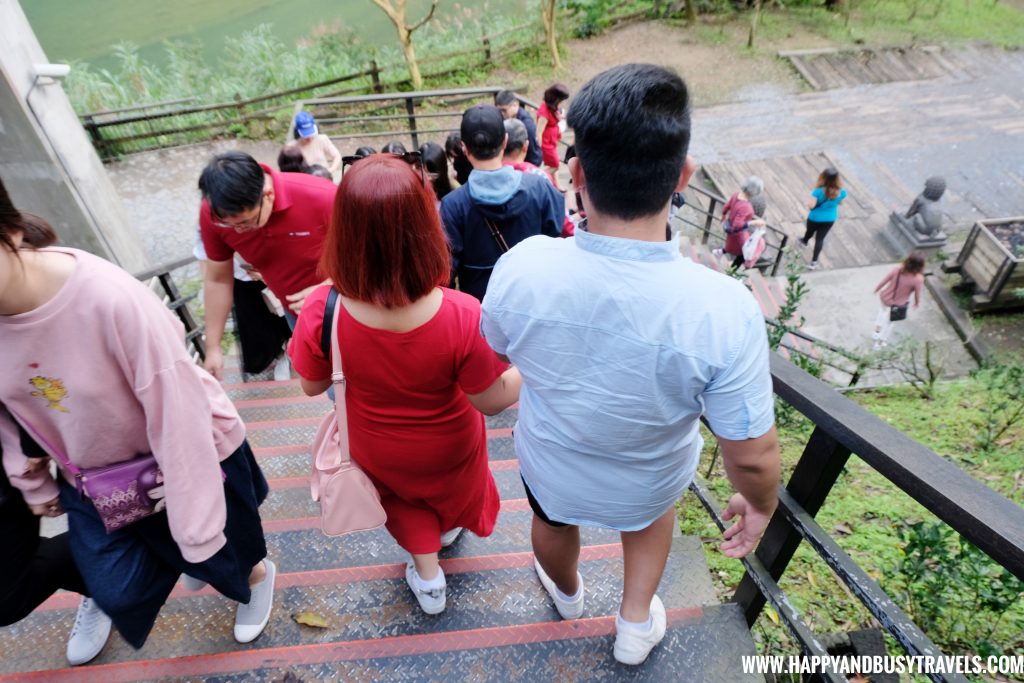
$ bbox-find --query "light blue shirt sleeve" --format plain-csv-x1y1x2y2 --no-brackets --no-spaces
479,262,511,355
702,310,775,440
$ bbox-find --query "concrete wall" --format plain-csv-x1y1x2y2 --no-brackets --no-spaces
0,0,149,272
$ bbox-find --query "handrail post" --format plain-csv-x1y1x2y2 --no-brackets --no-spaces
370,60,383,93
157,273,206,362
405,96,419,149
732,425,851,626
771,234,788,277
702,196,718,245
83,115,108,160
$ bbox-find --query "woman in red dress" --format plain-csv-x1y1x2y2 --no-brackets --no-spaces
288,155,521,615
535,83,571,189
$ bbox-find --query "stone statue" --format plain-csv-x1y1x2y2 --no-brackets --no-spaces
891,176,946,238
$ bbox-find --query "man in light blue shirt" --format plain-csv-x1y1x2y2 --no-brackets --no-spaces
480,64,781,666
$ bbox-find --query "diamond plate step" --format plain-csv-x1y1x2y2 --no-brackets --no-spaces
201,604,758,683
258,451,518,487
248,428,516,461
1,538,718,677
258,467,527,522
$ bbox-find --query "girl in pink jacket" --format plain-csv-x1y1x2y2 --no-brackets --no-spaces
872,251,926,350
0,179,274,654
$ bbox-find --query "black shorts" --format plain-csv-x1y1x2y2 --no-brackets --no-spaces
521,476,568,528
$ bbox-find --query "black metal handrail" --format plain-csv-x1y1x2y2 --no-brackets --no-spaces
134,257,205,362
694,352,1024,682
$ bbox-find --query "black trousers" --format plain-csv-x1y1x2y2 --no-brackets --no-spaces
0,490,88,626
802,219,835,262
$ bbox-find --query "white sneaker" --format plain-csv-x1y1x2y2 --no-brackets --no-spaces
613,595,667,665
440,527,463,548
533,557,584,620
807,261,820,270
66,597,112,666
181,574,207,591
273,356,291,382
797,238,808,248
234,559,276,643
405,562,446,615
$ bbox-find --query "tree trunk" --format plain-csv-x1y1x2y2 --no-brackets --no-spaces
398,27,423,89
747,0,762,48
541,0,561,69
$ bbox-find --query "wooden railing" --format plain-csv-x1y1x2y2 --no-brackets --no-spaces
78,22,541,159
691,354,1024,682
290,86,539,152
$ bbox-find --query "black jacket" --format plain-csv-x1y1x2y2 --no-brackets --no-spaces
441,171,563,301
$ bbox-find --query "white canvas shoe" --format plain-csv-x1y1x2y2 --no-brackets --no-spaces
234,559,276,643
66,597,112,666
613,595,667,665
405,562,446,615
533,557,584,620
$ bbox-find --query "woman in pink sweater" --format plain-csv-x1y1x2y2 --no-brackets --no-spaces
872,251,926,350
0,179,274,652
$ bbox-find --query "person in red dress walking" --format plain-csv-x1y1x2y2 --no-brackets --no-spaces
536,83,571,190
288,155,522,615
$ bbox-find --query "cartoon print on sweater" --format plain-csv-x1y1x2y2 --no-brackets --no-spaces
29,375,70,413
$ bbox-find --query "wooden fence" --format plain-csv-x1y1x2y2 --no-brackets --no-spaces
78,21,542,159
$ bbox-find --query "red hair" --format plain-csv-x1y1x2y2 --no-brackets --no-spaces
320,155,449,308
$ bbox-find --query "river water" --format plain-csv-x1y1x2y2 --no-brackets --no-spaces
23,0,527,70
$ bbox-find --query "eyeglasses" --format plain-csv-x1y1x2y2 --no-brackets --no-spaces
342,151,427,186
212,196,265,232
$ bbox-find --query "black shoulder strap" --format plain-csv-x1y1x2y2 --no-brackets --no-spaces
320,287,339,359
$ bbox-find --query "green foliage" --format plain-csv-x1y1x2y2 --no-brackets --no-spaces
767,255,808,351
62,14,541,115
869,338,946,400
882,521,1024,658
970,361,1024,453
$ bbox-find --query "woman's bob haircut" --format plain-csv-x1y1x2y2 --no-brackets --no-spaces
320,154,449,308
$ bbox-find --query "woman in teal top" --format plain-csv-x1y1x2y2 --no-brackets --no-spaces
797,167,847,269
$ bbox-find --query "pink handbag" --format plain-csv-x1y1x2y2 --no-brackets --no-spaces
310,288,387,537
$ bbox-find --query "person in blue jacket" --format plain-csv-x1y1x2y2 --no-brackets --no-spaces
441,105,563,301
798,167,847,269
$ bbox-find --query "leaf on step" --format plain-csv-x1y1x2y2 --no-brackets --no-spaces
293,611,330,628
807,570,819,589
833,522,853,536
765,606,780,624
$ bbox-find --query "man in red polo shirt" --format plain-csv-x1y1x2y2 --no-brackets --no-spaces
198,151,335,380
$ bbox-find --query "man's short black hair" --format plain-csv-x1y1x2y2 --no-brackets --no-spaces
494,90,518,106
198,151,265,218
567,64,690,220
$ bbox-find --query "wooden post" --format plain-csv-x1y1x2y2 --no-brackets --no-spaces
405,96,419,150
482,26,493,65
370,60,383,93
732,426,852,626
82,115,108,159
702,197,718,245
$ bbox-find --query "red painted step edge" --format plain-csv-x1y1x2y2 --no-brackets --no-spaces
9,605,704,682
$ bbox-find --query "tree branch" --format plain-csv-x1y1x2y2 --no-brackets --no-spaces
408,0,439,32
370,0,402,25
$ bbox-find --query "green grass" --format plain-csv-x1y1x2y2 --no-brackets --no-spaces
682,378,1024,674
719,0,1024,50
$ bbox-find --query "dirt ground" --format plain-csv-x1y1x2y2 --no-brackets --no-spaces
496,17,840,107
559,21,806,106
